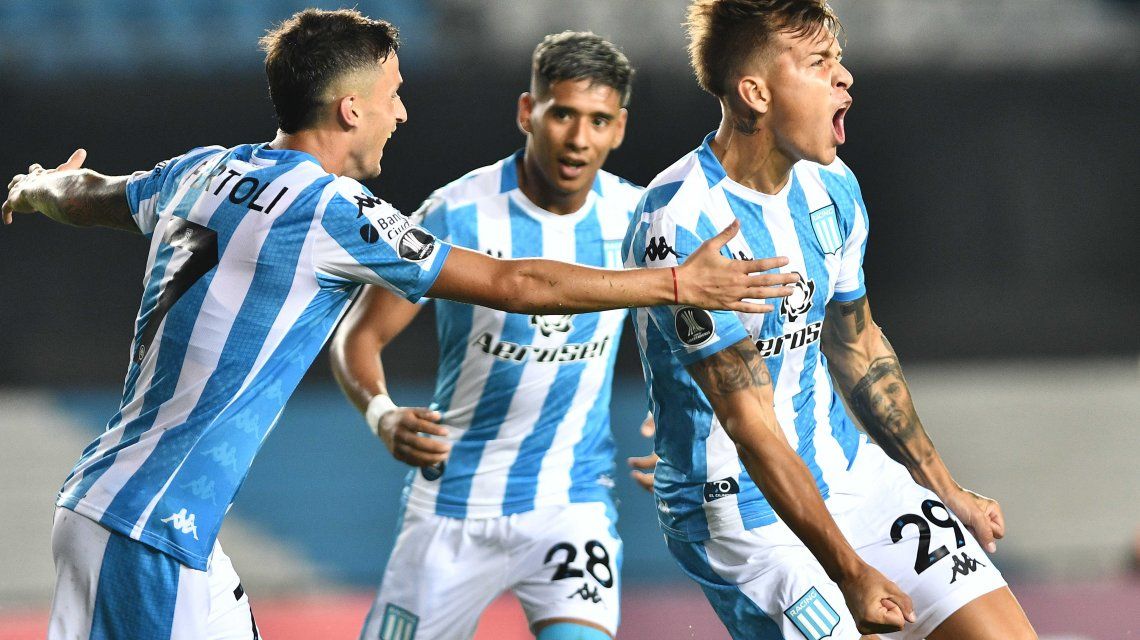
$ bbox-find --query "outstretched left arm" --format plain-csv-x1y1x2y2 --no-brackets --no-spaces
822,295,1005,552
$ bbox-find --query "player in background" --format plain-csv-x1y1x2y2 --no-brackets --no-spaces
330,32,644,640
1,9,798,640
624,1,1037,638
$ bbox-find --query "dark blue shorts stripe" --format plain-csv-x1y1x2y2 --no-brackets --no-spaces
90,532,181,639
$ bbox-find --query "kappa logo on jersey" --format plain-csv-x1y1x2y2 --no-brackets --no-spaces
810,203,843,255
161,508,200,540
353,194,384,218
784,587,840,640
397,228,436,261
674,307,716,347
781,273,817,322
703,477,740,502
949,552,986,584
530,314,574,337
379,603,419,640
643,236,678,262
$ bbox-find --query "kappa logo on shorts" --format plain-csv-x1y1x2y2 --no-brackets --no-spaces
785,587,840,640
380,604,419,640
674,307,715,347
949,551,986,584
397,228,436,262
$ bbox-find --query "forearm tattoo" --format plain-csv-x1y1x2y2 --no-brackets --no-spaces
687,340,772,397
848,336,936,470
838,298,867,334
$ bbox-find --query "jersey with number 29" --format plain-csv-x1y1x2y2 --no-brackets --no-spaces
56,143,450,570
406,151,643,519
624,133,870,543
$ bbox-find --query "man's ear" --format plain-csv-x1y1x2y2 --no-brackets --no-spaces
517,92,535,136
610,108,629,149
736,75,770,116
337,95,360,129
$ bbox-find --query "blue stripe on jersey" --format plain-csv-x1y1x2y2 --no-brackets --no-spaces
641,181,682,216
437,200,542,517
645,328,713,540
500,152,520,193
140,286,355,555
89,532,180,639
103,171,322,544
664,537,783,639
697,140,727,189
429,203,478,414
126,146,222,236
568,341,618,505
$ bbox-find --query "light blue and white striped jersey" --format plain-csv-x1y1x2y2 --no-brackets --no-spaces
405,150,643,518
624,133,869,542
57,143,451,570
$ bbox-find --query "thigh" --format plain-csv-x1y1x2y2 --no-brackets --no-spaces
665,527,862,640
509,501,622,638
201,541,261,640
840,449,1009,640
360,509,504,640
49,508,213,640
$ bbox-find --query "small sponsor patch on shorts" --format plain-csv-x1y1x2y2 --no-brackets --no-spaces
784,587,840,640
380,603,418,640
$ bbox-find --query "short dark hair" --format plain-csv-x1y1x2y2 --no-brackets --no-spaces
259,8,400,134
687,0,842,98
531,31,634,108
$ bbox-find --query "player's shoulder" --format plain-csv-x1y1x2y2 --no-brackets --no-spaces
636,150,712,230
795,155,860,196
434,154,518,208
322,176,401,220
595,169,644,205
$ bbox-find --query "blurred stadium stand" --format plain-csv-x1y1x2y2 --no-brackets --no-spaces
0,1,1137,638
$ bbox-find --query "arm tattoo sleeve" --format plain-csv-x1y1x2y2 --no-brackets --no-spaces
687,339,772,397
838,297,867,334
847,335,936,470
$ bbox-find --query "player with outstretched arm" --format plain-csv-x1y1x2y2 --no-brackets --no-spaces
2,9,796,640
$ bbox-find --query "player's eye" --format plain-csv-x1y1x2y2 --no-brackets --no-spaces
593,117,609,127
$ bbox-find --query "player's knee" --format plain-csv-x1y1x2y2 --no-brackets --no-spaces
535,621,612,640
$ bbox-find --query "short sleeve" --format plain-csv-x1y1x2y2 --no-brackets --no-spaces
125,146,224,236
625,203,750,366
313,184,451,302
832,168,869,302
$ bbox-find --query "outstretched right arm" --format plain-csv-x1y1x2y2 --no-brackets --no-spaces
2,149,137,232
428,220,797,315
687,339,916,635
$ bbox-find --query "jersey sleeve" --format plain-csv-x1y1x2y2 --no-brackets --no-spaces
625,201,750,366
832,166,870,302
313,183,451,302
124,146,225,236
408,191,450,241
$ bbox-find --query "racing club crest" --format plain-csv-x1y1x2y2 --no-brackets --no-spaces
809,204,842,255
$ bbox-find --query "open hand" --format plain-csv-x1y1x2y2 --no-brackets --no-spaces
377,407,451,467
676,220,798,314
3,149,87,224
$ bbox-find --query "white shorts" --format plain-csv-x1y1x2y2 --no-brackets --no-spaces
48,507,259,640
361,500,622,640
667,443,1007,640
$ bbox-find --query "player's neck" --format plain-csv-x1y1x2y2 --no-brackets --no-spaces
710,118,795,196
516,151,589,216
268,129,347,177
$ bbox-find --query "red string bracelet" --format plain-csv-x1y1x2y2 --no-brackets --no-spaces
670,267,679,305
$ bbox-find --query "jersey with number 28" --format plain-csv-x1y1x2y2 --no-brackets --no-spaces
56,143,450,570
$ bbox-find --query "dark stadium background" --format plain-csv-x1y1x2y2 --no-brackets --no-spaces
1,1,1137,638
